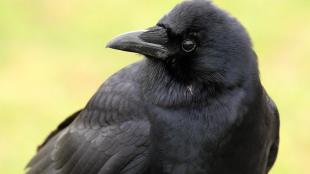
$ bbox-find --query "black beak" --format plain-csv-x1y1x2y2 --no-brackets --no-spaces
106,27,169,60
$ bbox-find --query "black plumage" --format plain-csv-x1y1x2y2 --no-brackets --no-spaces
26,1,279,174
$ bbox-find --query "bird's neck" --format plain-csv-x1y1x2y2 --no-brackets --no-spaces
140,59,245,108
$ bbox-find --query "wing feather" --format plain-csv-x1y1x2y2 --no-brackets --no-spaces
27,62,150,174
27,116,150,174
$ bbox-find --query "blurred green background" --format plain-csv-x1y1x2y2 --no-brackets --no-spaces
0,0,309,173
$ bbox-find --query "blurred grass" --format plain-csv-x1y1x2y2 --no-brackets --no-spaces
0,0,309,173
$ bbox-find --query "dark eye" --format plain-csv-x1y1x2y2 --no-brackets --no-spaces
182,39,196,53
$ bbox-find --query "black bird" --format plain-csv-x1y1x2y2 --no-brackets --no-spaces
26,1,279,174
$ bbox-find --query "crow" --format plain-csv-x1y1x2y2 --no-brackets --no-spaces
26,0,279,174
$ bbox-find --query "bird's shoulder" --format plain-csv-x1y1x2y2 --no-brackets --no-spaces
27,61,151,174
86,60,147,120
262,88,279,127
36,60,147,151
261,88,280,172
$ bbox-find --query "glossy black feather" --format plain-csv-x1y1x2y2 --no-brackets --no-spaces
27,1,279,174
27,63,151,174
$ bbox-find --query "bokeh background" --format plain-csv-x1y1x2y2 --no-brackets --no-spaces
0,0,309,173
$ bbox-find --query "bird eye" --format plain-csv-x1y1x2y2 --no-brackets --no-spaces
182,39,196,53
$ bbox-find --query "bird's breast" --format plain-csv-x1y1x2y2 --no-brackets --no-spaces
148,105,238,174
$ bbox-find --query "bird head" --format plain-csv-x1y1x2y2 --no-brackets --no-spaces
107,0,257,87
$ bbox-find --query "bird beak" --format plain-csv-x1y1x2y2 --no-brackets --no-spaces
106,27,169,60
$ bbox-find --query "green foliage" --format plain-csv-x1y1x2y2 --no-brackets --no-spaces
0,0,309,173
